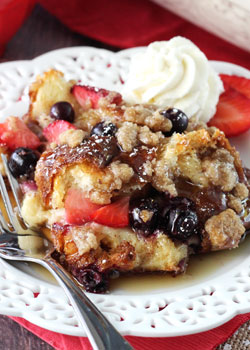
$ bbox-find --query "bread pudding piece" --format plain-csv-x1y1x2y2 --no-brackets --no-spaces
20,70,250,293
28,70,82,128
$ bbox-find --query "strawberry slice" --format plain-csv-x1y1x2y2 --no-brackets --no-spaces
208,78,250,137
20,180,38,194
91,197,129,228
65,188,103,225
43,120,76,143
0,117,41,150
72,85,122,109
220,74,250,99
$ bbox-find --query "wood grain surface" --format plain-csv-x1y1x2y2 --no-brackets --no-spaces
0,315,54,350
0,3,250,350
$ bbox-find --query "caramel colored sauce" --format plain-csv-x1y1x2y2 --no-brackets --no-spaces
120,146,157,182
175,178,227,225
27,234,250,293
30,262,57,284
41,226,53,242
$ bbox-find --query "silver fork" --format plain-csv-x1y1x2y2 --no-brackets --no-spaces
0,154,134,350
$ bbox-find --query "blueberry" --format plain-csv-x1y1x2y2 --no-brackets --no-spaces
128,192,199,242
50,101,75,123
160,197,198,241
73,267,108,293
161,108,188,136
90,122,117,137
129,197,159,236
168,209,198,239
8,147,39,178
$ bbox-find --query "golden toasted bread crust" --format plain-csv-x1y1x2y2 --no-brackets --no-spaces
35,139,135,207
51,223,188,274
28,70,82,127
35,144,105,207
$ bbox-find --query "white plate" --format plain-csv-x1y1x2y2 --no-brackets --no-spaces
0,47,250,337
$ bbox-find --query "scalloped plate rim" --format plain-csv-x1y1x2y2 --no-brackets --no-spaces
0,46,249,337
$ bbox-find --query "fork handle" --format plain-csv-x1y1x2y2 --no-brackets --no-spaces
42,257,134,350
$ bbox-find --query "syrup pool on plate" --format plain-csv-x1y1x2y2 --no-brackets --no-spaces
19,234,250,294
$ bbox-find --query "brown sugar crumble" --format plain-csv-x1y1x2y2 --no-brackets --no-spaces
205,209,245,250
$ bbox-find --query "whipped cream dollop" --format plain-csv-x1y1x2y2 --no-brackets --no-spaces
122,37,224,123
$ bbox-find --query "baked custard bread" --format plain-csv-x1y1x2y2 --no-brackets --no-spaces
1,69,250,293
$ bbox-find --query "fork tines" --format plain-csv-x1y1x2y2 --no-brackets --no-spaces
0,154,26,234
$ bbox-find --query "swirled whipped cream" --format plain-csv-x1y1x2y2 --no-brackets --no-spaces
122,37,224,123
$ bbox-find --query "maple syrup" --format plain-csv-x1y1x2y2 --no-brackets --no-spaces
24,234,250,294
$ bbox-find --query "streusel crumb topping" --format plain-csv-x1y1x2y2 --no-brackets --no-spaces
227,194,243,214
204,209,245,250
122,104,172,132
233,183,249,200
116,122,138,152
202,149,238,191
58,129,86,148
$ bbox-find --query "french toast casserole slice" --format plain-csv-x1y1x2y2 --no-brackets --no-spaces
11,69,249,292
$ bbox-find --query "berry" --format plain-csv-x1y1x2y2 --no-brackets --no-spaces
90,122,117,137
129,197,159,236
0,117,41,150
160,197,198,241
50,101,75,123
90,197,129,227
20,180,38,194
72,85,122,109
167,209,198,240
208,76,250,137
43,120,77,143
65,188,103,225
73,267,108,293
161,108,188,136
220,74,250,98
8,147,39,178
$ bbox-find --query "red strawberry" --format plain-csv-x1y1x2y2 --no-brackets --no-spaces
72,85,122,109
90,197,129,228
20,180,38,194
208,78,250,137
65,188,103,225
43,120,76,143
220,74,250,99
0,117,41,150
